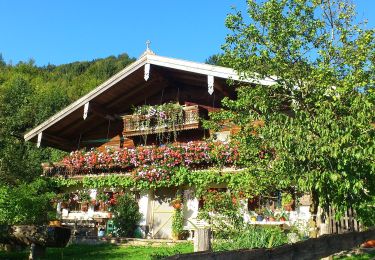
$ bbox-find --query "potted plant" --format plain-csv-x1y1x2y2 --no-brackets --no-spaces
60,193,70,209
263,208,275,221
250,212,257,222
80,191,91,212
97,192,109,211
276,211,289,222
256,208,264,221
282,192,294,211
171,192,182,210
172,208,184,240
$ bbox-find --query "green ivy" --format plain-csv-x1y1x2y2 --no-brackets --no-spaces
49,167,281,201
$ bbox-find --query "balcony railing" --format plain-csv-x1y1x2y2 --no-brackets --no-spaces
122,105,203,137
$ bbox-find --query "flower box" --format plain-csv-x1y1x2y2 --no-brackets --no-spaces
122,105,203,137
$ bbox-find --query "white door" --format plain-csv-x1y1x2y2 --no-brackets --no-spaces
151,189,175,239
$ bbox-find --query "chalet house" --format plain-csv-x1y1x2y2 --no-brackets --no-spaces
24,47,311,239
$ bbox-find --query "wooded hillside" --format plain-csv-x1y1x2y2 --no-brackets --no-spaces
0,53,135,185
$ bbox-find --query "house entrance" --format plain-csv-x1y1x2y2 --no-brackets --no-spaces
151,188,175,239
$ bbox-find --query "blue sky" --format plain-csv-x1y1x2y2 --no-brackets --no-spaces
0,0,374,66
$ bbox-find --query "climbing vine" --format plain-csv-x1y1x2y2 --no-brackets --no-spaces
50,167,283,198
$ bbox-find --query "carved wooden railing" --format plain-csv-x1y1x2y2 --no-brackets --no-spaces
122,105,204,137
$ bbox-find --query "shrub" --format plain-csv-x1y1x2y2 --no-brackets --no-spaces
198,190,243,231
213,225,288,251
112,193,142,237
0,178,55,225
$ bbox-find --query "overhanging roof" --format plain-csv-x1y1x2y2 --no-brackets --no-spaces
24,51,276,150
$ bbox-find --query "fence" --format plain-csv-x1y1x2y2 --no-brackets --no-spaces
165,228,375,260
327,207,362,234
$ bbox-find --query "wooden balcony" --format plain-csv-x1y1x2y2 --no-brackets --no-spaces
122,105,205,137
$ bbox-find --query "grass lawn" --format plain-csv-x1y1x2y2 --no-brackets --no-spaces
0,242,193,260
334,250,375,260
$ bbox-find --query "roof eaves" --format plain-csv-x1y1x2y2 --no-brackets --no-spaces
24,53,276,142
147,55,276,86
24,55,148,141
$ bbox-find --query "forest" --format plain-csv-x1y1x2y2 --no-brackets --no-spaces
0,53,135,183
0,54,135,223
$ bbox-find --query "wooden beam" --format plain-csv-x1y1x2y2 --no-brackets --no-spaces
108,75,167,110
42,133,76,151
58,113,99,137
59,103,119,137
89,102,118,121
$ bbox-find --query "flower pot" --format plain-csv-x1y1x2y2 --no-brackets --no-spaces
172,232,181,241
173,203,182,209
81,203,89,212
172,199,182,209
362,240,375,248
283,204,292,211
61,202,68,209
269,217,276,222
256,215,264,221
49,220,61,227
280,217,286,222
250,216,257,222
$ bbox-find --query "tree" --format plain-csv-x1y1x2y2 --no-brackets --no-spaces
0,178,55,225
0,53,135,185
205,54,227,66
0,54,5,67
210,0,375,226
0,53,135,226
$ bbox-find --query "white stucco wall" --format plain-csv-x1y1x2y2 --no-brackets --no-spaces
138,191,149,226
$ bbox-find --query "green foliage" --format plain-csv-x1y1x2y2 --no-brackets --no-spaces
0,178,56,225
281,192,293,206
0,53,134,225
213,225,288,251
51,167,257,197
96,191,110,202
217,0,375,224
0,243,194,260
78,190,91,202
198,190,243,229
0,53,134,186
172,208,184,237
205,54,227,67
131,102,184,142
112,193,142,237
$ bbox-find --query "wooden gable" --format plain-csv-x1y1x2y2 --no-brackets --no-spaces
24,50,276,151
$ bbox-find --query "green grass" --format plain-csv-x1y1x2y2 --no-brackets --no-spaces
0,242,193,260
334,250,375,260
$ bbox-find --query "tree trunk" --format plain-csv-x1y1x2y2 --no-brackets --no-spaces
309,189,319,238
